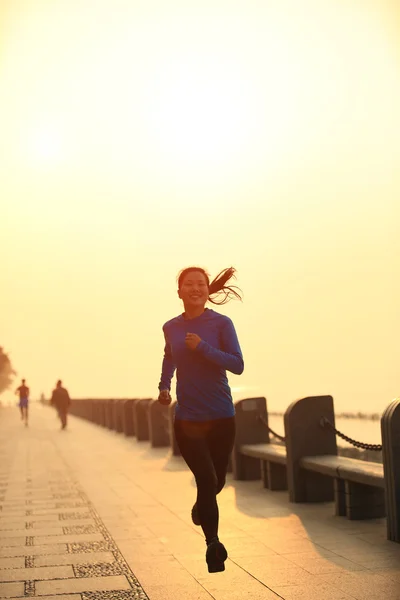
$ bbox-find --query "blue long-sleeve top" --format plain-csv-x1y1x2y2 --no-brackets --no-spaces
158,308,244,421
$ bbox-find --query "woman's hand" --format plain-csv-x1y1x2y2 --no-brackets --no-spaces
185,333,202,350
158,389,172,405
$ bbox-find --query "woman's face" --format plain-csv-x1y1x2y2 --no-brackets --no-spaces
178,271,209,309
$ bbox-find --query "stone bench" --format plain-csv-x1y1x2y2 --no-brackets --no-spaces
240,443,287,490
299,454,385,519
284,395,389,521
232,397,286,483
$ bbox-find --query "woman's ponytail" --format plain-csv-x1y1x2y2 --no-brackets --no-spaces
208,267,242,305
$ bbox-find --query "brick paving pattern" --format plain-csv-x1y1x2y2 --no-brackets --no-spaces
0,408,148,600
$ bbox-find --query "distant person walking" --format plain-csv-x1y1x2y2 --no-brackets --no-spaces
15,379,29,426
50,380,71,430
158,266,244,573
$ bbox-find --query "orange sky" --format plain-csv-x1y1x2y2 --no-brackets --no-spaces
1,0,399,412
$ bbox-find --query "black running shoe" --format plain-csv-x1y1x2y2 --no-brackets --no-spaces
191,503,201,526
206,538,228,573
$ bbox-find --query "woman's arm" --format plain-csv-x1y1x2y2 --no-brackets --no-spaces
158,331,176,391
195,318,244,374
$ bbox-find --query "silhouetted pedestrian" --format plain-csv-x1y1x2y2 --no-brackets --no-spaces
50,380,71,430
15,379,29,426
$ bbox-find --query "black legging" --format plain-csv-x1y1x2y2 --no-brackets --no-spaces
174,416,235,544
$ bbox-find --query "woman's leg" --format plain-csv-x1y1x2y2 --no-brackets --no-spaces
208,417,236,494
174,420,219,544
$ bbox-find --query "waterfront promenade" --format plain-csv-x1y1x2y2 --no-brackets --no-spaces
1,404,400,600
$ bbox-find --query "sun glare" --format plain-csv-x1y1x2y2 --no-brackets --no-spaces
145,48,263,169
27,125,66,165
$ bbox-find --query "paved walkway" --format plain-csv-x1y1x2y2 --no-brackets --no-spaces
1,406,400,600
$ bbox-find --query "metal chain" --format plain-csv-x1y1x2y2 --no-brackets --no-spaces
257,414,286,442
320,417,382,451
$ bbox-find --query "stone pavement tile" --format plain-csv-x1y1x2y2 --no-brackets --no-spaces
203,585,283,600
35,551,115,567
32,507,89,517
12,596,80,600
0,527,64,538
263,538,324,554
0,515,47,524
91,508,137,519
316,570,400,600
130,505,178,521
141,582,213,600
104,525,155,540
0,581,25,598
158,536,205,556
0,537,26,548
317,539,392,555
355,532,388,545
118,543,174,562
36,574,131,596
0,500,59,508
239,563,317,587
0,564,73,582
340,553,400,569
369,568,400,583
37,533,103,545
218,537,277,558
176,557,258,585
304,532,382,546
5,493,69,501
53,518,95,527
0,521,27,531
233,554,304,574
0,510,26,518
0,557,25,569
0,544,67,558
281,550,366,574
125,556,201,587
32,519,94,529
224,556,316,588
272,582,358,599
147,520,198,538
217,524,258,540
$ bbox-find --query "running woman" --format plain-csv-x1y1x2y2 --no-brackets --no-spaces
158,266,244,573
15,379,29,426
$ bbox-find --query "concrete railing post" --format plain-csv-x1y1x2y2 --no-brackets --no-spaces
134,399,152,441
105,400,115,430
232,397,269,480
113,400,124,433
122,400,136,436
100,400,108,427
284,395,337,503
148,400,170,447
381,398,400,543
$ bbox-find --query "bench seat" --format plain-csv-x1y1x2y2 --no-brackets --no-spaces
299,454,385,520
241,443,287,464
300,455,384,488
239,443,287,490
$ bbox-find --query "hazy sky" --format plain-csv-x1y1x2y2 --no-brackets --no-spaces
1,0,399,412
